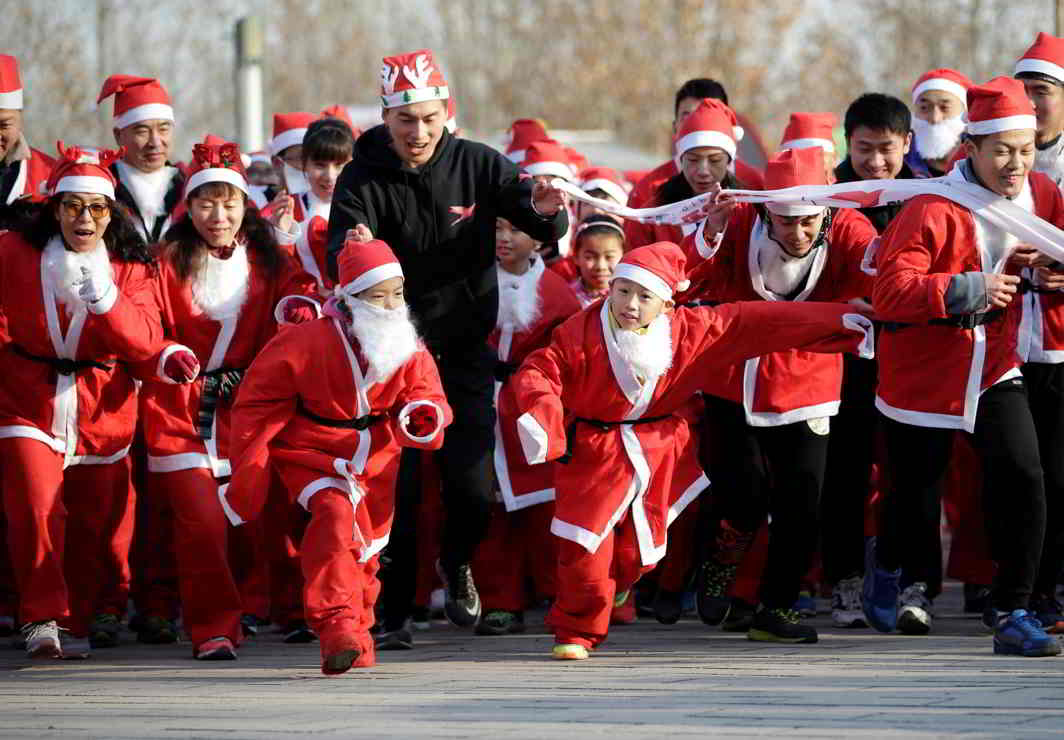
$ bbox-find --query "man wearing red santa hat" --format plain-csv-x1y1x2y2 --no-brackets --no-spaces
1016,32,1064,188
326,49,568,641
137,140,316,660
509,241,876,658
97,75,184,245
0,144,163,659
0,54,54,226
504,118,551,163
905,69,974,178
865,77,1062,657
679,146,878,643
224,237,452,675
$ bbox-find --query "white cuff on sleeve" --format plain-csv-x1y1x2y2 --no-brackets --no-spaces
516,412,549,465
842,313,876,360
272,221,302,246
86,281,118,314
274,294,323,325
217,483,246,526
398,400,445,444
694,220,724,259
156,343,199,385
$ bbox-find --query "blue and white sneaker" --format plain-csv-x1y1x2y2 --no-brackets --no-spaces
861,537,900,633
993,609,1062,657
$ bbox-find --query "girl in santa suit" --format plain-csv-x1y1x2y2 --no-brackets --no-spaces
508,242,875,659
676,146,879,644
470,218,581,636
223,237,452,675
138,141,317,660
0,144,163,659
568,216,625,309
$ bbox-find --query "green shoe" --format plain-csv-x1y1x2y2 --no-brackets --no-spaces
748,608,818,644
475,610,525,636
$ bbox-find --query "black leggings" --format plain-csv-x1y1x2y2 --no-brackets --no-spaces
879,378,1045,611
1023,362,1064,595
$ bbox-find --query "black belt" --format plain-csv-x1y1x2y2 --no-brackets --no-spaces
13,344,112,375
559,414,674,464
296,398,387,430
196,367,245,440
494,360,518,383
409,267,496,323
883,309,1004,333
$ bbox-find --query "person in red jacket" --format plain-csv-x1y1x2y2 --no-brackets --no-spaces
864,77,1061,658
0,55,54,226
137,140,316,661
0,145,162,659
224,238,452,675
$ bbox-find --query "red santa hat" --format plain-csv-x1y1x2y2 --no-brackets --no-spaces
965,77,1037,136
521,140,573,181
445,97,458,133
337,238,405,296
763,147,828,216
1015,32,1064,84
0,55,23,110
504,118,550,163
379,49,449,109
780,112,838,153
46,142,123,200
97,75,174,129
565,147,588,177
911,68,973,108
321,104,360,137
579,166,628,205
674,99,744,167
612,242,690,302
184,138,249,197
269,112,316,157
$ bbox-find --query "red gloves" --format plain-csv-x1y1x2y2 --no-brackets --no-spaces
163,350,200,383
404,405,438,438
283,302,317,324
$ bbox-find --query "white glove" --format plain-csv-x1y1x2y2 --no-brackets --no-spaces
75,265,117,314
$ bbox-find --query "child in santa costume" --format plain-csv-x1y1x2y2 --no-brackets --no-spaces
550,168,630,285
568,215,626,308
470,218,581,636
864,77,1062,657
0,144,162,659
137,140,317,660
509,241,876,659
0,54,55,226
223,237,452,675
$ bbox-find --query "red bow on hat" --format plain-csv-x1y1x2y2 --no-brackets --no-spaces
192,141,245,174
45,140,123,194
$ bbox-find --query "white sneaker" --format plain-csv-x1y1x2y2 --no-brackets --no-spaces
897,582,933,635
831,576,867,628
59,630,91,659
22,620,61,659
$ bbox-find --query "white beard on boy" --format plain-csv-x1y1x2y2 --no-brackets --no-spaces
343,296,421,384
191,244,251,321
613,310,674,383
44,235,113,316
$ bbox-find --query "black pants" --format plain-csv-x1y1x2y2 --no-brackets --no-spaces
378,342,497,630
703,396,830,610
1024,362,1064,595
879,378,1045,611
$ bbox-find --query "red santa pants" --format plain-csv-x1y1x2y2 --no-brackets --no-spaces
265,472,308,627
154,468,242,646
473,502,557,612
302,488,378,668
547,512,654,649
1,437,131,635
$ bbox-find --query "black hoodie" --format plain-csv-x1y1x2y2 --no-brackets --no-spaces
327,124,568,349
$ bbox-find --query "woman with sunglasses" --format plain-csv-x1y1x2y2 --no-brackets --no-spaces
0,143,162,660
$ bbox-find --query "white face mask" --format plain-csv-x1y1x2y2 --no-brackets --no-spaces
912,115,967,162
282,162,310,195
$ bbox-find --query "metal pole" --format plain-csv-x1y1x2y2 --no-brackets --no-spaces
235,16,264,153
1057,0,1064,38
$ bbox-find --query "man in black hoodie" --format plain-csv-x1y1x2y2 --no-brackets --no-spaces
326,50,567,643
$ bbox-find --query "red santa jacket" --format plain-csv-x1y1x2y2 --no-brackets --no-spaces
278,214,333,297
1017,177,1064,364
3,144,54,204
0,233,162,465
508,299,874,565
489,259,581,511
222,317,452,560
873,168,1062,431
138,244,316,477
678,204,878,425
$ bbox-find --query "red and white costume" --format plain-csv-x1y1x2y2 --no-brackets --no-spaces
0,55,53,205
1016,33,1064,188
510,243,875,649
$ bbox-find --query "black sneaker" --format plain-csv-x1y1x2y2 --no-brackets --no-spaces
136,615,178,645
435,560,481,628
374,624,414,650
695,560,737,626
964,583,992,614
89,613,122,648
748,608,818,644
652,589,685,625
282,620,317,644
721,598,757,632
475,610,526,636
241,614,269,638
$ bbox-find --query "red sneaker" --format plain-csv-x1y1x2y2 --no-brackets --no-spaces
194,636,237,660
610,589,637,625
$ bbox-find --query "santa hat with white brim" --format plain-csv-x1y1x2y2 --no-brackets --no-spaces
911,68,973,108
965,77,1037,136
612,242,690,302
780,112,838,153
674,99,743,168
0,55,23,110
336,238,405,297
764,147,828,217
1015,32,1064,85
379,49,449,109
269,112,316,157
521,140,573,181
97,75,174,129
46,142,123,200
185,138,249,197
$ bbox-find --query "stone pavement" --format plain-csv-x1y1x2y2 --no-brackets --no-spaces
1,587,1063,739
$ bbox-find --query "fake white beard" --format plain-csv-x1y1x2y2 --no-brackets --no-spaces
755,226,817,299
496,264,542,332
116,160,174,232
344,297,421,384
191,244,250,321
912,115,966,161
613,311,673,383
43,235,113,316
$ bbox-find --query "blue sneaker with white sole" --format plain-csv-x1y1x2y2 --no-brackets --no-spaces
861,537,900,633
993,609,1061,657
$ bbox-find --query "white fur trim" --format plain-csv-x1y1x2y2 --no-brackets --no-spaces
381,85,449,109
523,161,573,180
966,115,1037,135
273,294,322,325
156,343,198,384
339,262,403,297
666,473,709,527
842,313,876,359
516,412,549,465
147,451,230,476
269,127,307,157
0,88,23,109
398,400,445,444
694,220,724,260
766,202,825,216
912,79,970,108
860,237,879,276
1016,57,1064,85
217,483,246,526
296,476,352,511
185,167,249,197
782,137,835,153
506,149,525,163
0,425,65,454
54,175,115,200
612,263,673,302
674,130,737,161
114,103,174,129
86,281,117,314
581,178,628,205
